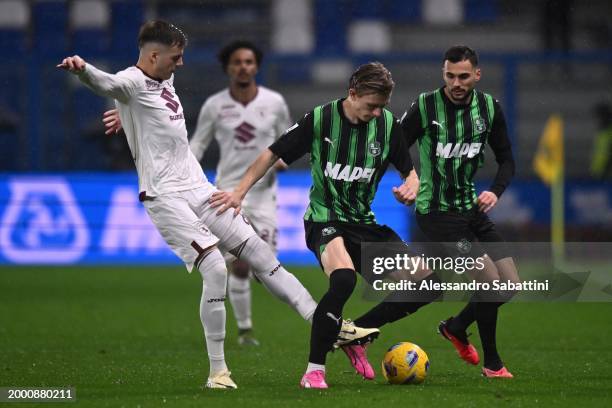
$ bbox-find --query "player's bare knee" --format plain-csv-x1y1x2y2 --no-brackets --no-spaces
494,257,520,301
388,256,432,282
495,257,520,283
468,254,501,283
321,237,354,276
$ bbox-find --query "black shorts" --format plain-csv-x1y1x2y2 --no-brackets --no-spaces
304,220,410,277
415,208,508,261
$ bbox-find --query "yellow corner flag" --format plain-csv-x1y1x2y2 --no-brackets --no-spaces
533,114,564,185
533,114,565,264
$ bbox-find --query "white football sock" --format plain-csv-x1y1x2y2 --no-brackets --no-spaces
198,249,229,376
227,272,252,330
236,237,316,323
306,363,326,373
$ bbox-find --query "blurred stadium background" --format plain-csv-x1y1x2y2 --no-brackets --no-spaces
0,0,611,265
1,2,612,405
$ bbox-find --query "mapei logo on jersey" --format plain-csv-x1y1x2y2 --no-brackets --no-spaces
0,179,90,263
474,117,488,134
324,162,375,183
436,142,483,159
369,141,381,157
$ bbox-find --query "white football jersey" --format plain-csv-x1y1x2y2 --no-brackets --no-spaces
189,86,291,193
77,64,211,197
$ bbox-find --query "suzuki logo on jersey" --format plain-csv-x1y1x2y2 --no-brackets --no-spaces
325,163,375,183
0,179,90,263
235,121,256,144
160,88,180,113
436,142,483,159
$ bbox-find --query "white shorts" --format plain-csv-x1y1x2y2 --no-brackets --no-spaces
223,192,277,263
144,185,257,271
242,193,277,250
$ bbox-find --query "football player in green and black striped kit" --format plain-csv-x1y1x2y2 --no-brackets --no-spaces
211,62,442,388
401,45,520,378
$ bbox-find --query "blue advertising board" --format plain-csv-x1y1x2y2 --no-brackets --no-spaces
0,171,411,265
1,173,610,265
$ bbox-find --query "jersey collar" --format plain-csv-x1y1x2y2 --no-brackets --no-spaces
135,65,164,83
229,86,260,107
337,98,370,128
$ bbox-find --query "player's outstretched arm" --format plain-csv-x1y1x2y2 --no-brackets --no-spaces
57,55,136,103
392,168,419,206
102,109,123,135
209,148,279,215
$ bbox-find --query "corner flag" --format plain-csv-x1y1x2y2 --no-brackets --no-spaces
533,114,565,264
533,114,564,185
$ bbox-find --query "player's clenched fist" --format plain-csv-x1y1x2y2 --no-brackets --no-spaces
57,55,86,73
392,170,419,206
477,191,498,213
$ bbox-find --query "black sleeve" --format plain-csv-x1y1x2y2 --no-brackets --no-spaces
389,118,414,176
399,99,422,148
488,100,515,198
269,111,313,165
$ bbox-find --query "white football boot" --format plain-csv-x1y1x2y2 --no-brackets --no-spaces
334,319,380,348
205,370,238,389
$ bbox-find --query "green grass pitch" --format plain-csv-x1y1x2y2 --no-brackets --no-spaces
1,266,611,407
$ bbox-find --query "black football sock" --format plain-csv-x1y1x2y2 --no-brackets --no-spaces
308,268,356,364
475,301,504,370
354,273,442,328
447,296,477,334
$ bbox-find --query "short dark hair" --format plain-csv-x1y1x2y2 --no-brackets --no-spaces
444,45,478,66
218,40,263,72
138,20,187,49
348,62,394,97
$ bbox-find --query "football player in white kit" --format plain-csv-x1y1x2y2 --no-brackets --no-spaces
188,40,290,346
58,20,377,390
103,41,289,346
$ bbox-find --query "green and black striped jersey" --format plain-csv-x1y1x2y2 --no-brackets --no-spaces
401,87,514,214
270,98,413,224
